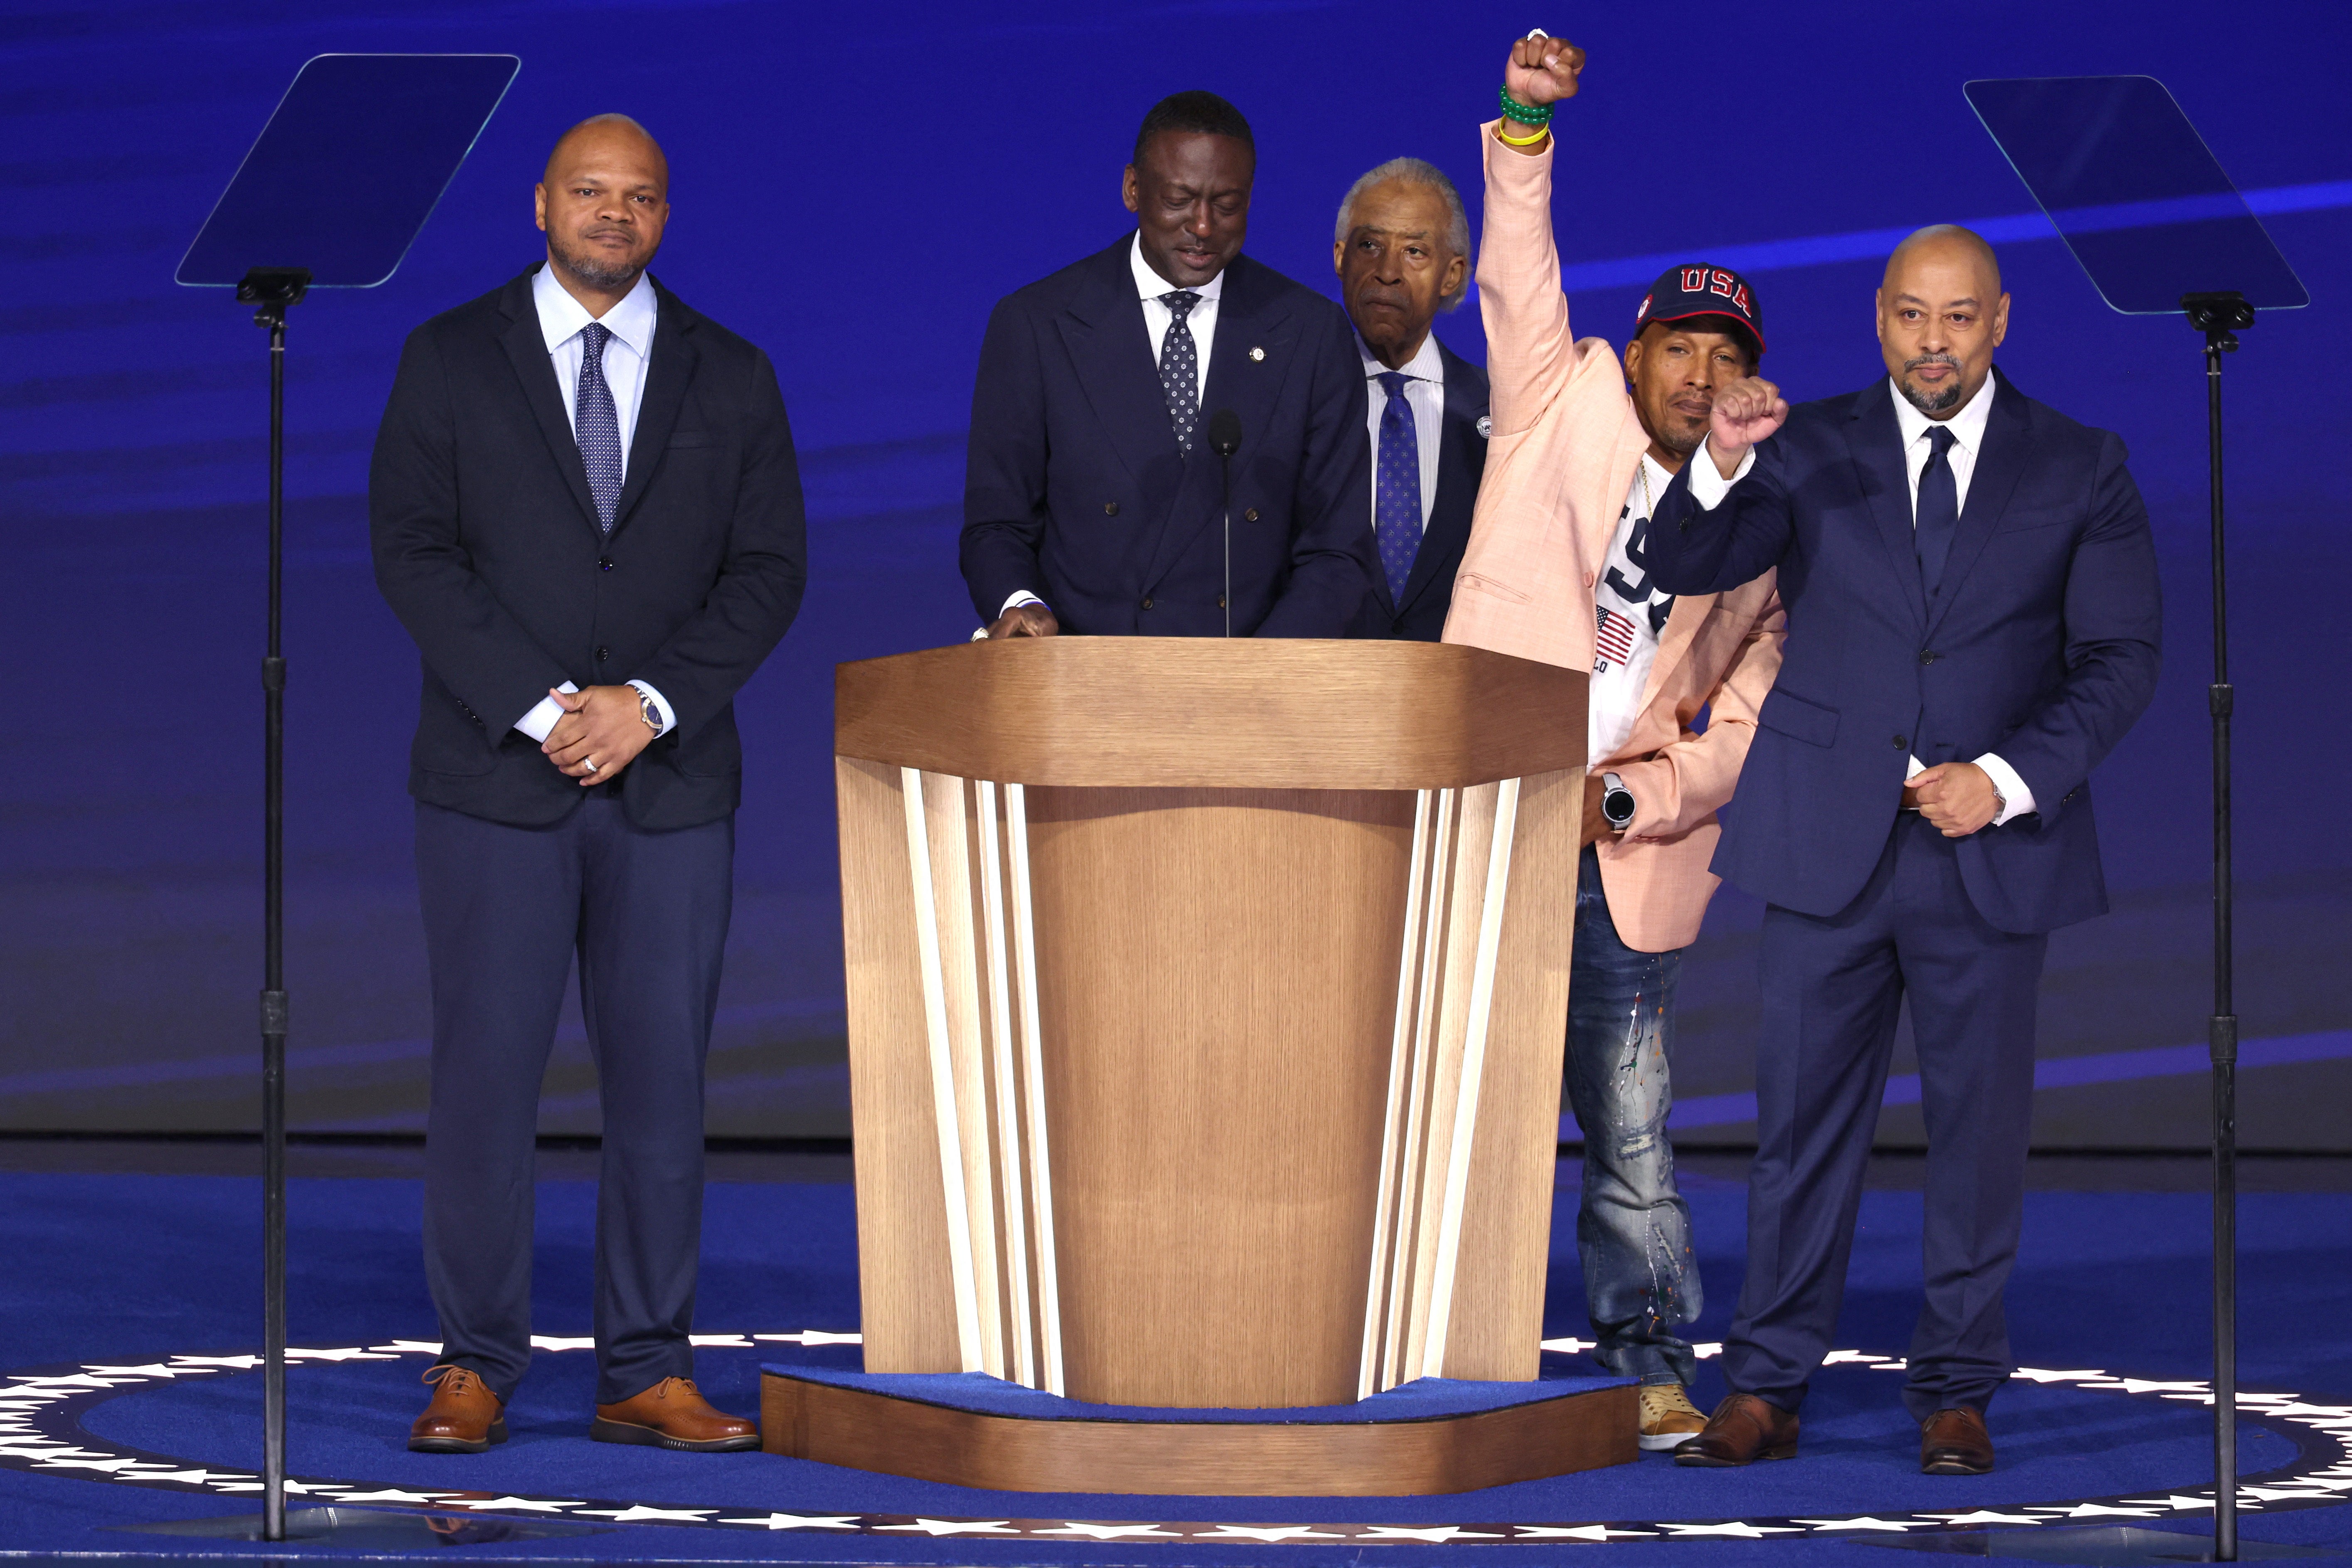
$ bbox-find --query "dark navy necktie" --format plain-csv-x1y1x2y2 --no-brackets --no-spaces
576,320,623,533
1158,290,1202,450
1914,424,1958,595
1373,371,1423,601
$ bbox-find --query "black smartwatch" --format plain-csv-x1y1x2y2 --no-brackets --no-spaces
1600,770,1636,832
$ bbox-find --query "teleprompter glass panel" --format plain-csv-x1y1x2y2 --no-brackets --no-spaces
1964,76,2307,315
178,53,519,288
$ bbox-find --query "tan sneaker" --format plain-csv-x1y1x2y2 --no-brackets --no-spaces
1638,1383,1709,1452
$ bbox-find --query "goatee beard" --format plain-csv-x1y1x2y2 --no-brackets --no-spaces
1899,378,1963,415
551,235,644,293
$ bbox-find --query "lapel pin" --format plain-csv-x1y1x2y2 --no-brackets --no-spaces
1249,346,1265,362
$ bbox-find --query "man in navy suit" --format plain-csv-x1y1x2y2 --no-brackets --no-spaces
961,91,1374,638
1331,156,1488,640
1647,226,2161,1474
371,116,804,1455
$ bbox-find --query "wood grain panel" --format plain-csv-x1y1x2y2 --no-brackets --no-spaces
836,640,1582,790
1443,768,1581,1380
835,757,960,1371
1025,785,1415,1408
761,1370,1636,1495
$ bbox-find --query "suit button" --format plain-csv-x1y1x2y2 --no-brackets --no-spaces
1244,508,1259,522
597,646,611,662
1893,734,1909,749
1104,501,1119,517
599,556,614,572
1919,650,1937,665
1141,598,1154,611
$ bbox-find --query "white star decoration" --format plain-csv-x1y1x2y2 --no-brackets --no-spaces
1035,1522,1185,1539
0,1334,2343,1552
1659,1521,1803,1537
1196,1524,1345,1541
876,1518,1019,1536
720,1512,861,1530
576,1504,715,1521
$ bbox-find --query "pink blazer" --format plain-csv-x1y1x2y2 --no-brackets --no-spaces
1442,123,1785,953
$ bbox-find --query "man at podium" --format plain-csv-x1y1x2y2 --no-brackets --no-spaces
1442,34,1785,1453
959,91,1376,639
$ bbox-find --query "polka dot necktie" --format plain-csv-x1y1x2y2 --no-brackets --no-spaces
1373,370,1423,601
1158,290,1202,451
575,321,623,533
1915,424,1959,596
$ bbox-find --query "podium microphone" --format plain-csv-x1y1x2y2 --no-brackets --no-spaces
1208,408,1242,637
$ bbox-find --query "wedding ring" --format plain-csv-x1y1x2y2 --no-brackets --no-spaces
583,757,600,773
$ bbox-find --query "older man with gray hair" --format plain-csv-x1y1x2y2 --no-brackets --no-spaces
1333,156,1488,639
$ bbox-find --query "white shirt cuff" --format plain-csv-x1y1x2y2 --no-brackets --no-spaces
1904,752,2037,824
514,682,580,742
1002,591,1043,614
1683,441,1755,510
625,679,674,736
1973,753,2036,824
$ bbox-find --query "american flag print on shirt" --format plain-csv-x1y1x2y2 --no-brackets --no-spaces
1594,603,1638,673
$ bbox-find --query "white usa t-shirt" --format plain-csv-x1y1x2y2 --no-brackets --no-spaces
1588,454,1678,765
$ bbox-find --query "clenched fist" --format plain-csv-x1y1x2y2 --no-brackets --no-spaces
1706,375,1789,478
1505,32,1584,108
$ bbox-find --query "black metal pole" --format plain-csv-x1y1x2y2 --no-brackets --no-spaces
237,266,306,1545
2185,288,2251,1563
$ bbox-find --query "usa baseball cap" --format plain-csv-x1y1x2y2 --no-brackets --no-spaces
1633,264,1766,358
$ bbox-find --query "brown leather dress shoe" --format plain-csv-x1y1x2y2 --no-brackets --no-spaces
409,1364,506,1453
591,1376,759,1452
1674,1391,1800,1467
1921,1405,1995,1474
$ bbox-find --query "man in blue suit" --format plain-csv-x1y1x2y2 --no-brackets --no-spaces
961,91,1374,638
1647,226,2161,1474
1331,156,1487,640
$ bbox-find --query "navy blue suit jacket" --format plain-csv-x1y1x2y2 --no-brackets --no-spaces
371,267,807,832
1350,340,1488,641
1647,371,2160,934
960,238,1375,636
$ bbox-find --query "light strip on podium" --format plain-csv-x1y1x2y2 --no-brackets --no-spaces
972,781,1035,1390
1421,776,1522,1379
1003,783,1066,1396
1360,788,1436,1400
899,767,985,1373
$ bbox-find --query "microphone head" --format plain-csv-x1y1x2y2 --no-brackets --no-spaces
1207,407,1242,458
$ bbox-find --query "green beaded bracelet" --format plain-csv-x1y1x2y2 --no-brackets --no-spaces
1498,85,1552,126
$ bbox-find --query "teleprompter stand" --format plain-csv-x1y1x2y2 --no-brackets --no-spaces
176,52,517,1543
1967,76,2311,1565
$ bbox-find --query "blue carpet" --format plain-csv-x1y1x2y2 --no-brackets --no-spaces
1,1170,2347,1565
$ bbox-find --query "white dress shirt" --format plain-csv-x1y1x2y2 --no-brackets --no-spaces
1588,454,1678,767
1685,374,2035,823
1359,331,1444,533
992,234,1232,623
512,264,674,743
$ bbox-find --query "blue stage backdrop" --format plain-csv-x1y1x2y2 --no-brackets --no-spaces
2,0,2345,1148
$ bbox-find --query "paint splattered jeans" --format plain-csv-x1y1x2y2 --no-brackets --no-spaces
1565,845,1701,1387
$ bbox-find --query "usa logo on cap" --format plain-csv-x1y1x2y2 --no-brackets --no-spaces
1633,263,1766,356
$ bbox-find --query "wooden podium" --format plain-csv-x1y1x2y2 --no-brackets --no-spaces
772,638,1628,1493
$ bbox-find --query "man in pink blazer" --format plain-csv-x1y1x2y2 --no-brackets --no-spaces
1442,32,1784,1452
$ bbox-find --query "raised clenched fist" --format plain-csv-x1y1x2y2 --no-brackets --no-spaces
1706,375,1789,474
1505,32,1584,108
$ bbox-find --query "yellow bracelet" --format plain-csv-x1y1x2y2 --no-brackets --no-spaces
1496,121,1550,147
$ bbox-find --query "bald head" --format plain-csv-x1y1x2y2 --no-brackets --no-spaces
1877,224,2010,418
1885,224,2000,296
543,113,667,191
535,114,671,310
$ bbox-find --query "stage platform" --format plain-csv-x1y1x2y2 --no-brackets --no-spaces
1,1161,2348,1566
